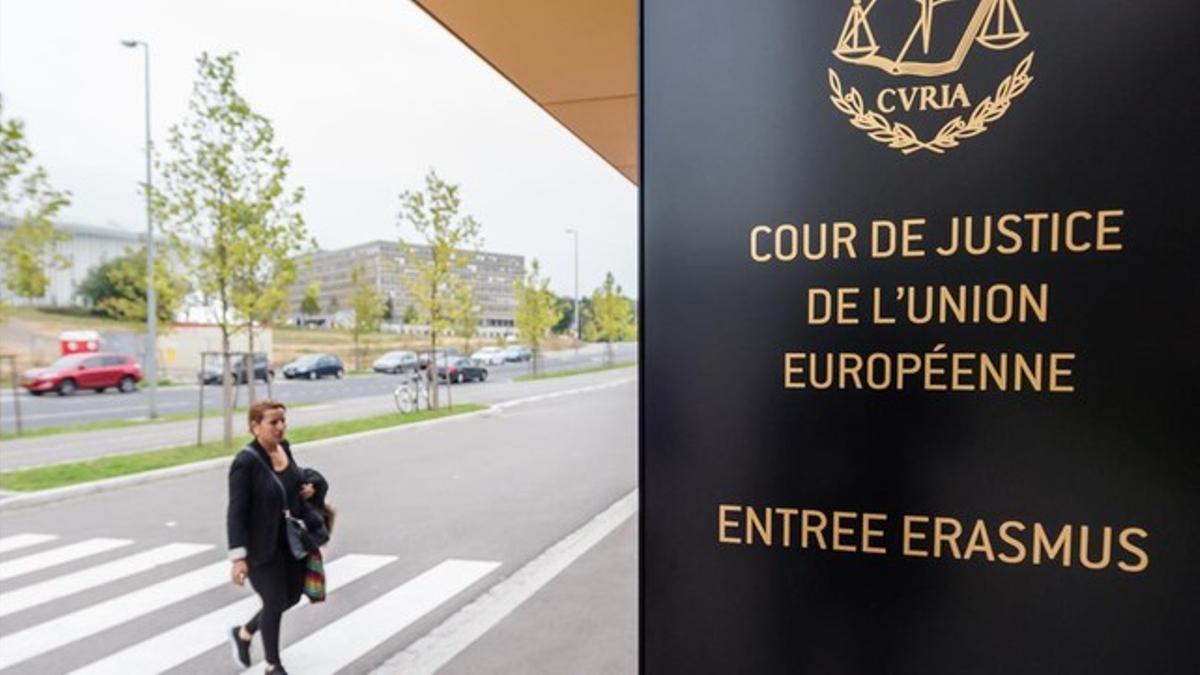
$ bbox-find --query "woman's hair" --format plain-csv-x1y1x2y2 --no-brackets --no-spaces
248,399,287,427
317,504,337,534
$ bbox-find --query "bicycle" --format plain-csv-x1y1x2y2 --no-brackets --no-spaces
393,371,430,414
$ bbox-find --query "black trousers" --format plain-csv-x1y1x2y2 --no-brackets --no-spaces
246,554,306,666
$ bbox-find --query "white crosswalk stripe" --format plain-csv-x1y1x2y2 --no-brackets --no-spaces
0,533,58,554
70,553,396,675
0,560,228,670
0,533,505,675
0,537,132,581
0,542,212,618
251,559,501,674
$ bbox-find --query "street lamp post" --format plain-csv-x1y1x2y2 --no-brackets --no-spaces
565,228,580,349
122,39,157,418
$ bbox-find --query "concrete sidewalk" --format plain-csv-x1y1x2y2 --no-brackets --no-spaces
0,367,637,471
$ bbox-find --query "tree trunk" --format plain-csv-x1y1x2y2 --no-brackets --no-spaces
221,329,234,448
429,331,439,410
246,324,256,404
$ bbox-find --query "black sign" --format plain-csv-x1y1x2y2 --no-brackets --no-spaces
640,1,1199,672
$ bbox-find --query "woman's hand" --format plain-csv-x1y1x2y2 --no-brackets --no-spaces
231,559,248,586
300,482,316,500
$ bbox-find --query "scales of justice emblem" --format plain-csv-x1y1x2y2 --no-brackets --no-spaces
827,0,1035,154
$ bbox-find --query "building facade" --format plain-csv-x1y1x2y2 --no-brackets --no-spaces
289,240,524,337
0,219,146,307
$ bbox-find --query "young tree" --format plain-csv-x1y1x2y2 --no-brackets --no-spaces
231,216,312,403
349,263,383,370
450,281,480,355
152,52,311,447
383,294,395,322
587,272,636,365
551,294,576,334
77,247,188,323
513,259,558,376
1,220,70,302
397,170,481,409
0,95,72,304
402,303,418,325
299,280,321,319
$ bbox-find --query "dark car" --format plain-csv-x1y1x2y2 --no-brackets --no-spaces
436,356,489,384
282,353,344,380
22,352,142,396
373,350,418,374
418,348,461,370
503,345,533,362
198,352,273,385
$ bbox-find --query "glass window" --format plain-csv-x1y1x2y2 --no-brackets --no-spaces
49,354,89,368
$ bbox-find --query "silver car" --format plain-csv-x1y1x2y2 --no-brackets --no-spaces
373,350,419,374
470,347,507,366
503,345,533,362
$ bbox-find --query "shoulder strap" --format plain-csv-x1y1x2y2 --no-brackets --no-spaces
241,447,293,516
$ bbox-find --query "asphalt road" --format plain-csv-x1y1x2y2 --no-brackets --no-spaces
0,343,636,432
0,378,637,674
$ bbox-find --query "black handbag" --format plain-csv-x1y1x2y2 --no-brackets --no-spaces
243,448,309,560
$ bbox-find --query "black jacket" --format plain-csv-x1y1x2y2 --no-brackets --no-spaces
226,439,308,566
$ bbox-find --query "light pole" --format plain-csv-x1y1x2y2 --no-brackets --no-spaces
565,228,579,348
122,39,157,418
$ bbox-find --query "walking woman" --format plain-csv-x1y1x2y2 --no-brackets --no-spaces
227,400,312,674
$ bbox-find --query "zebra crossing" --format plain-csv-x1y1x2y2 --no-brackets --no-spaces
0,532,501,674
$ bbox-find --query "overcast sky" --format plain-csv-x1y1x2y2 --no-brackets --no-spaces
0,0,637,298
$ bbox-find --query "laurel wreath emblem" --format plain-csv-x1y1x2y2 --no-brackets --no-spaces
828,53,1034,155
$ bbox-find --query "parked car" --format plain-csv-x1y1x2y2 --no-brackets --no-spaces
22,352,142,396
198,352,273,384
418,348,461,369
282,353,344,380
373,350,418,374
436,356,489,383
503,345,533,362
470,346,507,366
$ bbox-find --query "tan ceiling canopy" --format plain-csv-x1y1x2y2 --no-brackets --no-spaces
412,0,637,184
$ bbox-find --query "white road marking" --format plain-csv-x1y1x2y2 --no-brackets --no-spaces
374,490,637,675
0,560,229,670
257,559,501,675
0,532,58,553
0,542,212,618
71,553,395,675
0,537,132,582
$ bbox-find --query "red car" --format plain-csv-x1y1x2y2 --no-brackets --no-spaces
22,352,143,396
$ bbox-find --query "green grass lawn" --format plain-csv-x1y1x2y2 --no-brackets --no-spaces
0,404,485,492
137,378,183,389
513,361,636,382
